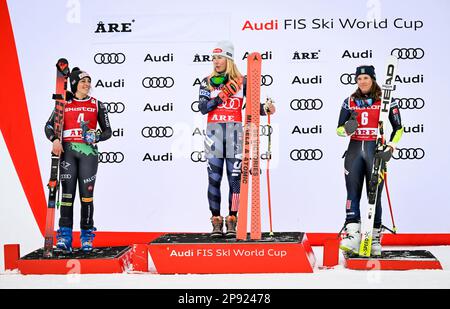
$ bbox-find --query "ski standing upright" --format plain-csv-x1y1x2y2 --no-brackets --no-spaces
359,55,398,257
43,58,70,258
236,52,262,240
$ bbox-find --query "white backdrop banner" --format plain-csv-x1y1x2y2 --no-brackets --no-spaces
5,0,450,233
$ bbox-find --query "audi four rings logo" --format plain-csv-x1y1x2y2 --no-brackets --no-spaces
290,99,323,111
141,126,174,138
340,73,356,85
391,48,425,60
260,125,273,136
191,101,200,112
290,149,323,161
393,148,425,160
261,75,273,86
218,98,241,110
103,102,125,113
397,98,425,109
191,151,207,162
142,77,174,88
99,152,124,163
94,53,126,64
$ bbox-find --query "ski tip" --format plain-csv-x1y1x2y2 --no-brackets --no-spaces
56,58,69,74
387,54,398,65
248,52,261,61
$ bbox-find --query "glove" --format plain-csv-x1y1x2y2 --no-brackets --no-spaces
344,110,358,136
82,129,99,144
336,126,347,137
80,120,99,144
218,79,241,102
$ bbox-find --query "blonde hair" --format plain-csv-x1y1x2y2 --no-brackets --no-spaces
207,58,242,90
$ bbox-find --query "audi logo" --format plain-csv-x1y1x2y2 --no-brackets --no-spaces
218,98,241,110
142,77,174,88
340,73,357,85
191,151,207,162
290,99,323,111
103,102,125,113
391,48,424,60
290,149,323,161
260,125,273,136
393,148,425,160
98,152,124,163
397,98,425,110
94,53,126,64
191,101,200,112
261,75,273,86
141,126,174,138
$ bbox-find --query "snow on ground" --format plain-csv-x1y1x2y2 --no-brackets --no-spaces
1,245,449,289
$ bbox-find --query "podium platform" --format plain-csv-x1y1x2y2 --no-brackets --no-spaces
343,250,443,270
148,232,316,274
4,244,148,275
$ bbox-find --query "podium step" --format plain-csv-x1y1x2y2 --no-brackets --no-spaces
7,244,148,274
149,232,316,274
344,250,443,270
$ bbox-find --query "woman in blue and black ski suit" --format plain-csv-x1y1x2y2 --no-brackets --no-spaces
337,65,403,256
198,40,275,238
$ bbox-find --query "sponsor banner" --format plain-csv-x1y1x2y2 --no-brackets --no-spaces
6,0,449,234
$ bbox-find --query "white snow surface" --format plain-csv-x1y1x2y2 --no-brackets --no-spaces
1,246,449,289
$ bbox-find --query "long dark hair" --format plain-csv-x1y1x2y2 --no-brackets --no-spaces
351,78,382,101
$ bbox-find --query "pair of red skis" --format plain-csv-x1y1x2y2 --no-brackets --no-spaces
236,53,273,241
43,59,70,258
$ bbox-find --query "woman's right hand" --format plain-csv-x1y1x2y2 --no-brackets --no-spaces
52,139,64,156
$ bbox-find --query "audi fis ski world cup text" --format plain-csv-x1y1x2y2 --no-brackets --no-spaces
169,248,288,258
241,18,423,31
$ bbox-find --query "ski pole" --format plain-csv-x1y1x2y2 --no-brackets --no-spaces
383,167,397,233
266,111,274,236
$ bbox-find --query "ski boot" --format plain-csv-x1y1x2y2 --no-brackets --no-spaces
210,216,224,238
339,222,361,255
225,215,237,238
371,227,383,257
56,227,73,253
80,227,97,252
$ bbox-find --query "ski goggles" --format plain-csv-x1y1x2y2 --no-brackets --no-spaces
210,74,228,87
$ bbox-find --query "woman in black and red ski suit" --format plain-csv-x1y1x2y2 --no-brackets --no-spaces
45,68,111,253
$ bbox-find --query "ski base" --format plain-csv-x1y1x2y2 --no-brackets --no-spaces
236,52,262,241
